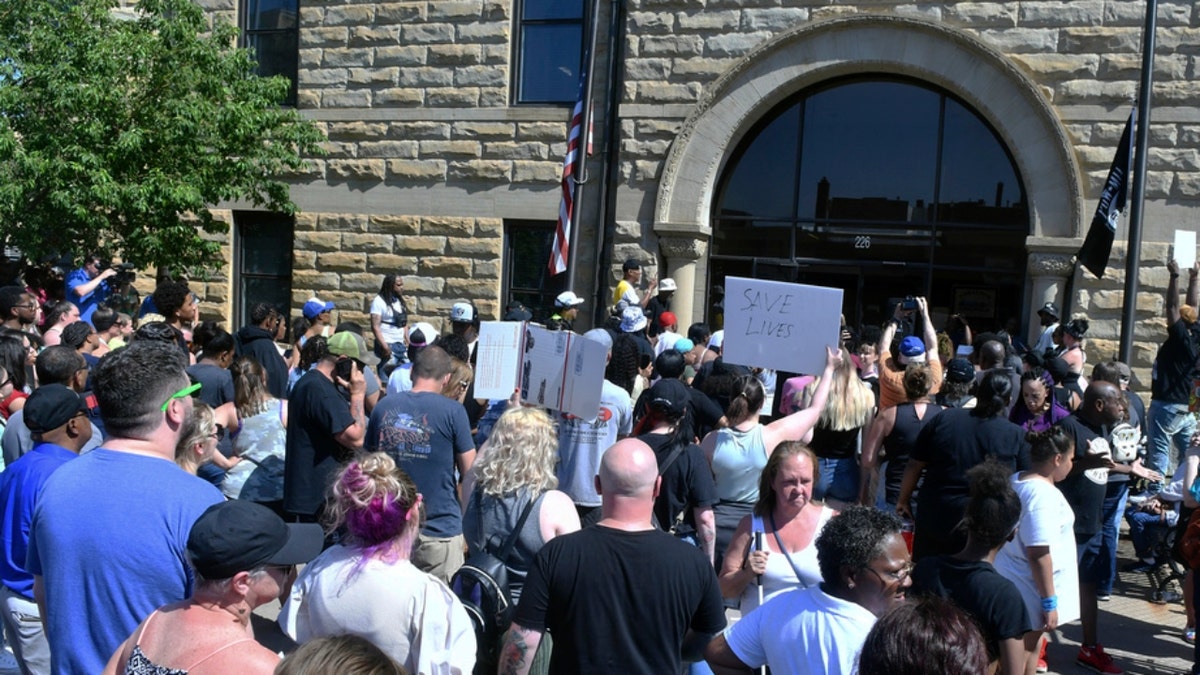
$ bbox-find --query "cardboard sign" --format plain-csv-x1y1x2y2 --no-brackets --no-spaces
722,276,843,376
1176,230,1197,270
474,322,607,419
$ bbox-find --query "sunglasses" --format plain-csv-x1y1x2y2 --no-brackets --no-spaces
160,381,202,412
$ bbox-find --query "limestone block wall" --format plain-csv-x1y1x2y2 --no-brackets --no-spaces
290,212,503,332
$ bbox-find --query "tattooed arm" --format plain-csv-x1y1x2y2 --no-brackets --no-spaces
497,623,543,675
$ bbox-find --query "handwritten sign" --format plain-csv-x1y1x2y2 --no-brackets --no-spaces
722,277,843,375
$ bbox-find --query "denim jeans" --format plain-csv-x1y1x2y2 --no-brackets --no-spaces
1147,401,1198,484
1096,481,1129,596
814,456,859,504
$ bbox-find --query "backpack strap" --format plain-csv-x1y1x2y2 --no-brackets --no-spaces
493,496,537,561
658,442,688,478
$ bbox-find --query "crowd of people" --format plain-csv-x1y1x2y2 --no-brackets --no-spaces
0,251,1193,675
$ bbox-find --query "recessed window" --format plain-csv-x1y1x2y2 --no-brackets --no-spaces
503,221,567,321
515,0,586,104
235,211,293,330
241,0,299,106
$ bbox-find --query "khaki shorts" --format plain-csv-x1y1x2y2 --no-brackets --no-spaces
412,533,466,584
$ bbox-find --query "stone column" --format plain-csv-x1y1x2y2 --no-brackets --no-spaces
657,235,708,327
1027,253,1075,345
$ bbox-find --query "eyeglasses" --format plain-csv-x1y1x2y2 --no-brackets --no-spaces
13,304,36,310
209,425,226,441
160,382,202,411
864,563,914,585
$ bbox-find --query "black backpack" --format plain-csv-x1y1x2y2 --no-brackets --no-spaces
450,497,536,674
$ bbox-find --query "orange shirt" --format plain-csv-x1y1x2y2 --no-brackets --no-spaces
878,356,943,410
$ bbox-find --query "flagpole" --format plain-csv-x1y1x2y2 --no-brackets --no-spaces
1118,0,1157,363
566,0,603,295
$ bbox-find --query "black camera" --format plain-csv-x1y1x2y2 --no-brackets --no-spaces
901,296,918,311
112,262,137,288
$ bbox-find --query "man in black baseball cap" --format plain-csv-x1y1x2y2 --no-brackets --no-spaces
105,501,324,673
1033,301,1060,355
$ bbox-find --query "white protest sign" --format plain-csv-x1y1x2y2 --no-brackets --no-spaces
722,276,842,376
474,321,525,401
1176,230,1197,270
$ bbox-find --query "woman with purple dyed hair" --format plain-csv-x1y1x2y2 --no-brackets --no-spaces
278,453,476,674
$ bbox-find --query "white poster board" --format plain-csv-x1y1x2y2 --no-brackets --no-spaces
1176,230,1197,270
722,277,843,376
473,322,607,419
474,322,525,401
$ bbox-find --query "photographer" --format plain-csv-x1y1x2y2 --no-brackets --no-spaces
64,254,115,324
876,295,943,410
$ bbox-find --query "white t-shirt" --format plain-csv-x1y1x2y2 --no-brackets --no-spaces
386,365,414,395
993,474,1081,627
655,330,683,357
739,508,832,614
279,545,475,675
726,586,876,675
370,295,408,345
556,379,633,507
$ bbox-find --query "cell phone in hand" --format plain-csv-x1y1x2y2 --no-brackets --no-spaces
335,358,355,382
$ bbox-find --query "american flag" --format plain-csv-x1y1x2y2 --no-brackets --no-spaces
549,71,590,276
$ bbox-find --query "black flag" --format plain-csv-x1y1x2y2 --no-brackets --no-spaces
1077,109,1135,278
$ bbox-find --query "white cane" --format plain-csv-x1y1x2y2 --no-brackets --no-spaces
754,530,766,675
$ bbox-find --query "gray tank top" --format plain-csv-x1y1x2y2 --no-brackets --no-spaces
462,489,546,603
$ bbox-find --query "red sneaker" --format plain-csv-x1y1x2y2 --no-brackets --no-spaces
1036,636,1048,672
1077,644,1123,674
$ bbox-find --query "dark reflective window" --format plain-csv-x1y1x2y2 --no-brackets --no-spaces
516,0,586,104
241,0,298,105
710,77,1030,331
235,212,293,330
504,221,566,323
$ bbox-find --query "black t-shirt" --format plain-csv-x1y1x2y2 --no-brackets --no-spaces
913,409,1030,552
639,432,717,536
809,425,859,460
283,369,355,516
1056,413,1110,538
513,526,726,674
1152,319,1200,404
911,556,1031,661
883,402,943,503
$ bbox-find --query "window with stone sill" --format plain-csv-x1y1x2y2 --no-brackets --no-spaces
241,0,299,106
514,0,586,104
504,220,567,322
234,211,293,331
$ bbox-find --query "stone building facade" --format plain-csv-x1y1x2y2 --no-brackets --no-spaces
196,0,1199,388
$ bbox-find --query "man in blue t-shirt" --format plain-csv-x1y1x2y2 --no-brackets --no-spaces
27,341,223,675
0,385,91,674
367,345,474,584
64,254,116,325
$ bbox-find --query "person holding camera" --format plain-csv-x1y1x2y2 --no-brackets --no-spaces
65,254,116,325
282,333,368,525
876,296,943,410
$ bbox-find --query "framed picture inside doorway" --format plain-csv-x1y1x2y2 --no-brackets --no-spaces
953,287,996,319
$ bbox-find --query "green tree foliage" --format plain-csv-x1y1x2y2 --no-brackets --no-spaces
0,0,324,271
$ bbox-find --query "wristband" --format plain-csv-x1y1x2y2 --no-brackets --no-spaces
1041,595,1058,612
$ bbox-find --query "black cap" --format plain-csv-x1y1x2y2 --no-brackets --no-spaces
622,258,641,272
646,378,689,417
23,384,86,434
945,358,975,384
187,501,324,580
503,301,532,322
1037,302,1059,319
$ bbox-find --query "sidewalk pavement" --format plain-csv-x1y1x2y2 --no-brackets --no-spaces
1045,534,1192,675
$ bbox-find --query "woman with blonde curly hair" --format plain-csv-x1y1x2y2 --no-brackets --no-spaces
463,407,580,603
279,452,476,675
